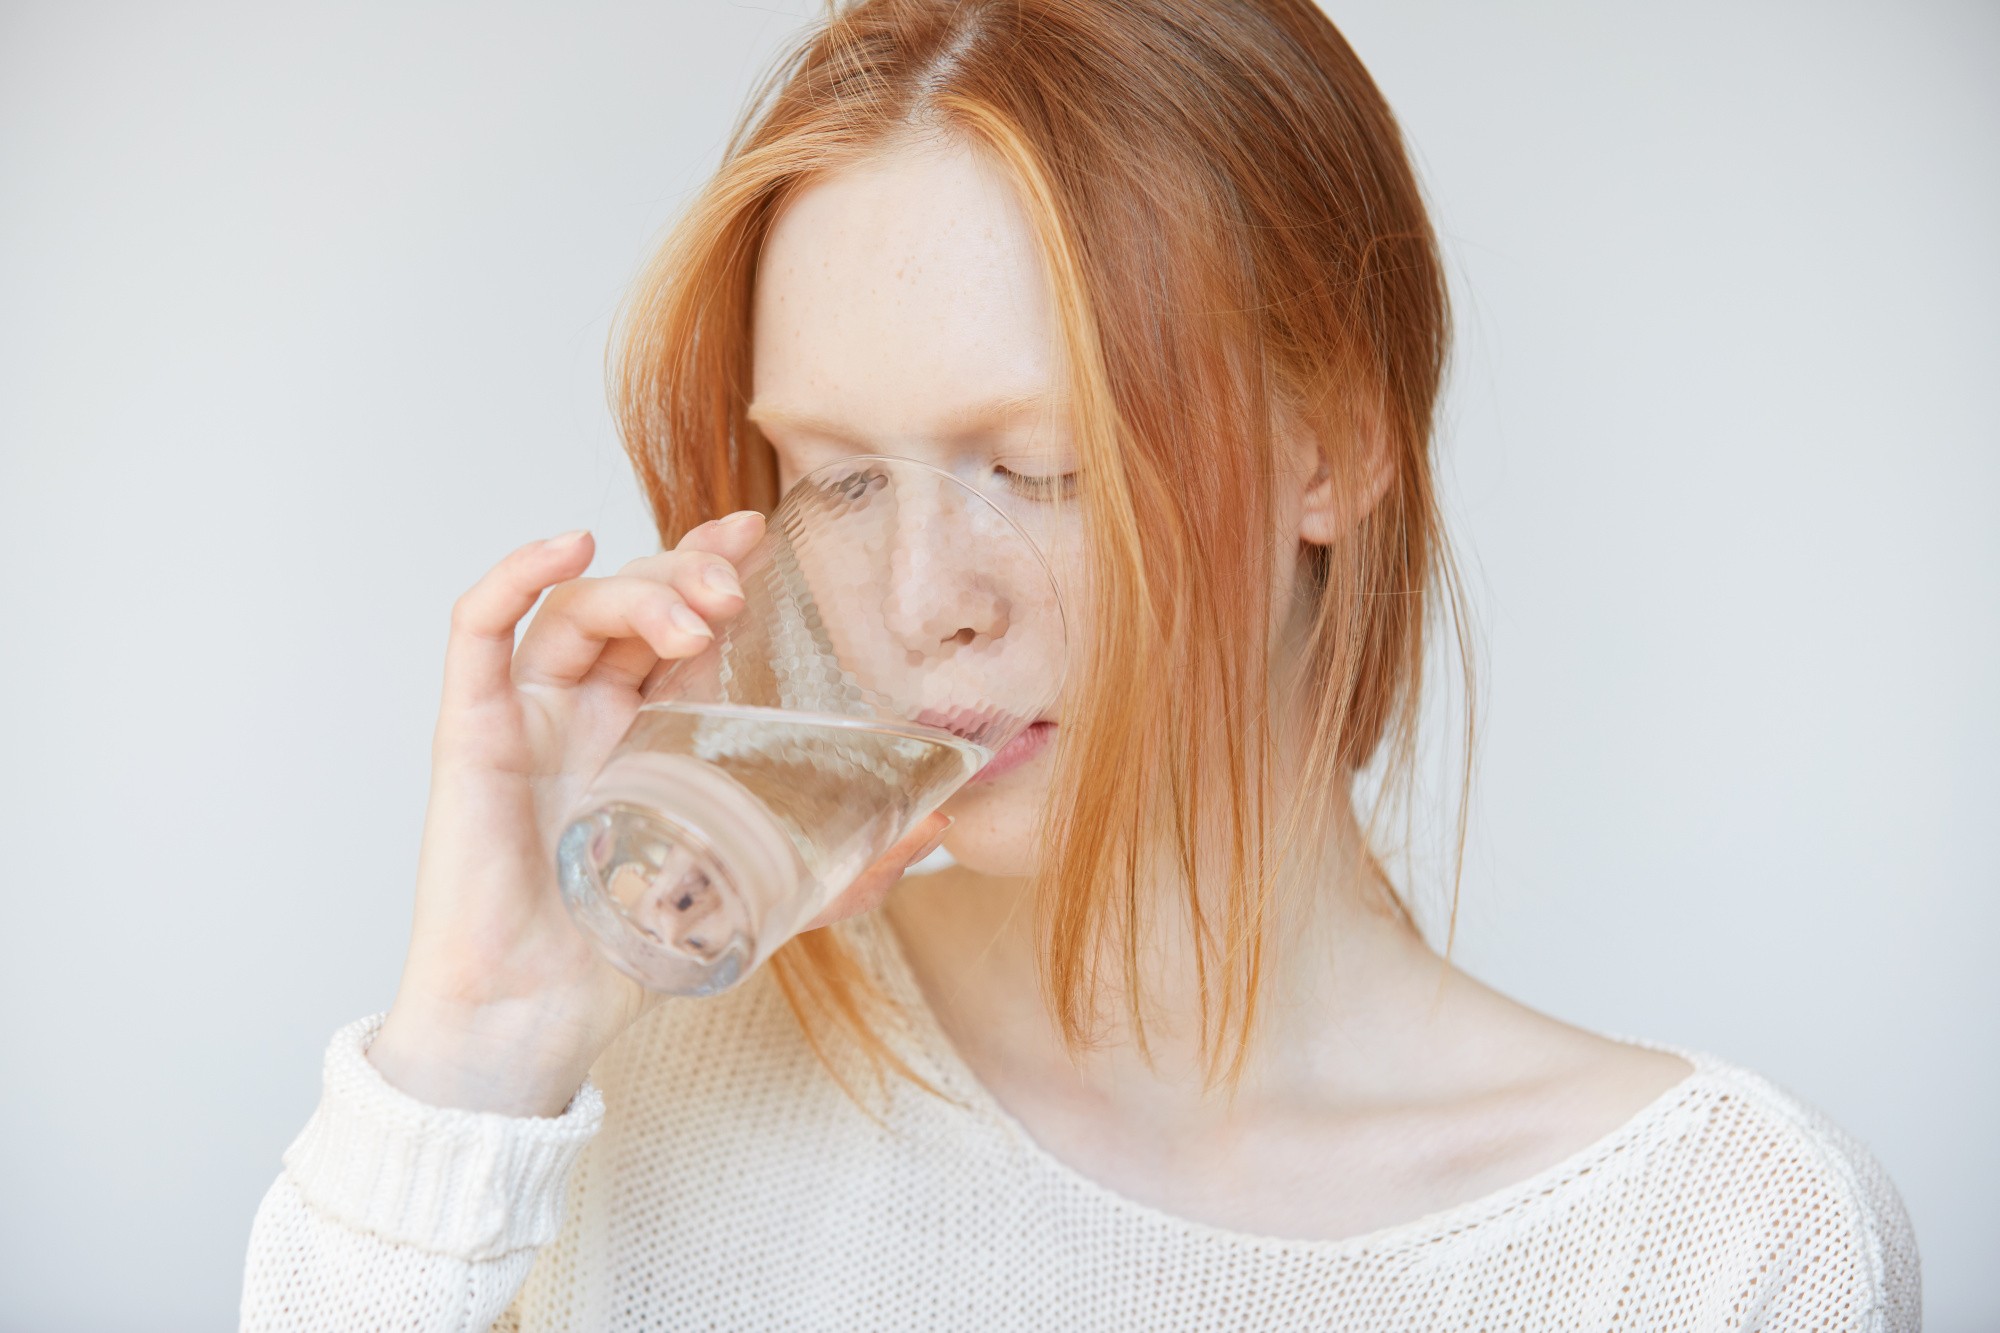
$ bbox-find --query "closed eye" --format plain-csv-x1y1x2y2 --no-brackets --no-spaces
992,463,1079,502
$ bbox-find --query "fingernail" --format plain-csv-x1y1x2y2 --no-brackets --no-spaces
702,563,742,598
723,510,762,530
908,816,954,864
545,529,589,548
668,604,713,638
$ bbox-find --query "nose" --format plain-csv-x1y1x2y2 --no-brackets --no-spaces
879,470,1012,662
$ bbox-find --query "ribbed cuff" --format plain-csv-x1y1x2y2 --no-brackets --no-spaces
281,1013,605,1262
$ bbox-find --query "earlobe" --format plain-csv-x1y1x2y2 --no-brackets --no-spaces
1298,457,1341,546
1297,439,1393,546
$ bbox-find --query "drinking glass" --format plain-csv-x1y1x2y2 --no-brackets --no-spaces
556,454,1068,996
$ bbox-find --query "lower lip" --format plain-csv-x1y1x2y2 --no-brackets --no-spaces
965,720,1055,785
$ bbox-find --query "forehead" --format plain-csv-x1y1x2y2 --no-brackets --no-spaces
750,140,1059,439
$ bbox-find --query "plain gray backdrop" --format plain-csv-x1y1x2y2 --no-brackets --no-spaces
2,2,1994,1328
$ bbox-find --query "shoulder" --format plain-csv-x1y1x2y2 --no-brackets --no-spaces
1607,1041,1922,1330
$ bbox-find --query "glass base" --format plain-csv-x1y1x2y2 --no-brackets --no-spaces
557,803,752,996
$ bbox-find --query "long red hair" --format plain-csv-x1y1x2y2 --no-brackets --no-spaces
613,0,1470,1100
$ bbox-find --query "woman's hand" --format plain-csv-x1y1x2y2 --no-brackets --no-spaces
366,513,952,1118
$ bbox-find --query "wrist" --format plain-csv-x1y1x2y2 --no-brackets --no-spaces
370,998,596,1119
283,1014,604,1260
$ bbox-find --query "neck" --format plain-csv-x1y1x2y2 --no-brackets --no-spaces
883,787,1458,1125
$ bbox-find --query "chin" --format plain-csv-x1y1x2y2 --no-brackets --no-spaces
936,831,1038,878
935,755,1054,879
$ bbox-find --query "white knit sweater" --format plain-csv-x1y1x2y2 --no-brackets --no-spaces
243,912,1920,1330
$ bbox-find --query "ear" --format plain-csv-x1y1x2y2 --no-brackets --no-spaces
1296,413,1395,546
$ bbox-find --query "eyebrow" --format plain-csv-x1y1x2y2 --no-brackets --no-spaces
745,390,1060,441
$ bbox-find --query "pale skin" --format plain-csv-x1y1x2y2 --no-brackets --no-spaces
371,136,1692,1243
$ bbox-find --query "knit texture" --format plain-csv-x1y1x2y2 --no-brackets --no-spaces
243,912,1920,1330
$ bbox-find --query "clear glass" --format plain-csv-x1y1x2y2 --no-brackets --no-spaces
556,455,1069,995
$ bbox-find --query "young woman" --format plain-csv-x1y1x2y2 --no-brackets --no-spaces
242,1,1919,1327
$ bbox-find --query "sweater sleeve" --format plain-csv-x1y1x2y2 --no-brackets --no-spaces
240,1014,604,1333
1754,1124,1923,1333
1719,1075,1924,1333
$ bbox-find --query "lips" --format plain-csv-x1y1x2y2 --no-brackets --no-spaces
965,719,1055,784
914,707,1055,783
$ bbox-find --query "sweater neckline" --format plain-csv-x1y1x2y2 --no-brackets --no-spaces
860,910,1718,1257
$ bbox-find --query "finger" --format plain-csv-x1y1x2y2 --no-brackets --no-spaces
614,548,750,626
674,508,766,561
625,508,766,616
513,575,715,689
609,508,764,585
443,531,595,708
800,812,954,933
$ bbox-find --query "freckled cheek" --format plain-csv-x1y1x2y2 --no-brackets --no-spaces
1045,550,1092,689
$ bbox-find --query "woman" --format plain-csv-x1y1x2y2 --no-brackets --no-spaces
242,1,1919,1327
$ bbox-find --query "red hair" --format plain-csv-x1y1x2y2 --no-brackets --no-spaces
613,0,1471,1100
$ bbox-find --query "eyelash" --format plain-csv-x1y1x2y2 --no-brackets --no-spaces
992,464,1078,501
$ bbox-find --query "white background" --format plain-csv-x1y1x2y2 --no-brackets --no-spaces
1,2,1993,1327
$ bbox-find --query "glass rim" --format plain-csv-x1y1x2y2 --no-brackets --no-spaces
785,451,1072,695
